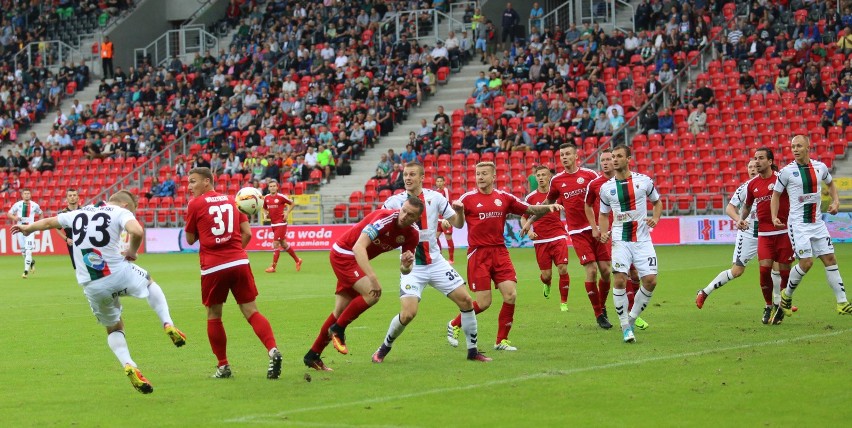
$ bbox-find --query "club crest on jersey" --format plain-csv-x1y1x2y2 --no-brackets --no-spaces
577,177,585,184
396,236,405,244
494,199,502,206
793,171,799,177
610,189,616,195
82,248,107,271
767,183,773,190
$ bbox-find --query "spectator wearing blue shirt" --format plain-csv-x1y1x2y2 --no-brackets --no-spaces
400,144,419,163
657,108,674,134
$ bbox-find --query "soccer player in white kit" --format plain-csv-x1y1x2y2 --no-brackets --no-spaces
372,162,491,362
696,161,787,319
772,135,852,318
12,190,187,394
597,145,662,343
7,189,43,278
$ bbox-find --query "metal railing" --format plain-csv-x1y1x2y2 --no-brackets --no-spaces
182,0,217,27
383,9,472,45
612,0,635,33
13,41,90,74
530,1,573,34
133,26,218,69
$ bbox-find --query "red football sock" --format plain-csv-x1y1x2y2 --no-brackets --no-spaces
759,266,773,305
626,279,639,310
272,249,280,265
206,318,229,366
310,313,336,354
559,274,570,303
451,301,482,327
447,239,454,261
247,312,277,352
286,246,299,261
335,295,372,328
598,279,611,310
780,269,790,293
495,303,515,343
584,281,602,316
540,274,552,286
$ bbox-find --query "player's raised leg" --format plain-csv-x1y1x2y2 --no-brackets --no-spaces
145,279,186,347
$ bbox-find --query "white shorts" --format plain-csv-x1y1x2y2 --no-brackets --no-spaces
612,240,658,279
82,264,151,326
399,258,464,300
732,232,758,266
15,232,35,253
788,222,835,259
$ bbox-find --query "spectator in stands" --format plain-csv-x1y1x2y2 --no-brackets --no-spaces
806,76,826,102
373,153,392,179
264,155,281,182
457,128,480,155
657,108,674,134
593,110,611,137
739,71,757,95
693,80,715,107
377,163,404,193
501,3,521,49
688,103,707,135
289,155,309,185
774,68,790,94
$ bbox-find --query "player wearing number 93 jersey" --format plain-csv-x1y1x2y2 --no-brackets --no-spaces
12,190,186,394
185,167,283,380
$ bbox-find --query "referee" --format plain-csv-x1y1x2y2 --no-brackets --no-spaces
56,188,80,269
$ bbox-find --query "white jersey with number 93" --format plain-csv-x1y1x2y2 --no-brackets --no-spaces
57,205,136,285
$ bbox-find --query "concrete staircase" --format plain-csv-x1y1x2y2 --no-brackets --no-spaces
319,61,491,221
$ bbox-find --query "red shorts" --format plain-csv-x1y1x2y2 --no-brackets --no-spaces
533,238,569,270
437,220,451,235
201,263,258,306
467,246,517,292
330,250,365,298
570,230,611,264
271,224,288,241
758,234,795,264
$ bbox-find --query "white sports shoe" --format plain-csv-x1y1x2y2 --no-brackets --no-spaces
494,339,517,351
446,321,460,347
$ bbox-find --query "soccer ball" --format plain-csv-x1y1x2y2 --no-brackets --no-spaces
235,187,263,215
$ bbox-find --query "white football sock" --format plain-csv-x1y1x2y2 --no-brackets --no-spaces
629,286,654,322
461,309,479,350
825,266,847,303
24,250,32,271
771,270,782,305
107,330,135,367
383,314,406,348
612,289,629,329
146,282,173,327
785,265,806,297
703,269,733,295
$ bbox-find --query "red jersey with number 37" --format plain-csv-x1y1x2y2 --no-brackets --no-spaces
584,173,610,219
185,191,250,271
263,193,293,225
523,189,567,242
334,209,419,259
547,167,598,234
458,189,529,249
744,173,789,236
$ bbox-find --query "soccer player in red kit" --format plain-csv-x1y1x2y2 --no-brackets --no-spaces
262,180,303,273
184,167,283,379
303,198,422,371
740,148,794,325
446,162,563,351
520,166,571,307
584,149,646,329
435,175,455,263
524,143,612,329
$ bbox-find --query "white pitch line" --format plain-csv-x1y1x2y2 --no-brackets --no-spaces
226,328,850,424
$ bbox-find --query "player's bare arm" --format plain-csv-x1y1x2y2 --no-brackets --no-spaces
520,197,555,236
6,210,20,222
645,199,662,228
450,200,466,227
525,203,563,217
185,232,197,245
724,203,741,223
354,233,382,298
400,250,414,275
770,190,785,228
597,212,610,243
240,221,251,248
826,180,840,215
123,219,145,261
585,203,600,239
11,216,61,236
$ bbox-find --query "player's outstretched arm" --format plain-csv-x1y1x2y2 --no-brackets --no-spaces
240,220,251,248
826,180,840,215
11,216,61,236
354,233,381,298
525,203,563,217
770,190,785,228
123,219,145,261
450,200,466,227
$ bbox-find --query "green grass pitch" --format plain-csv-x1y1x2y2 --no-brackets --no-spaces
1,245,850,426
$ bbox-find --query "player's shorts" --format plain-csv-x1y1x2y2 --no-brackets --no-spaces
15,232,35,252
533,237,569,270
467,246,517,292
330,250,365,298
732,232,758,267
83,263,151,326
437,220,450,235
757,233,795,264
271,224,288,241
788,222,835,259
201,262,258,306
399,258,464,300
570,230,611,264
612,240,658,279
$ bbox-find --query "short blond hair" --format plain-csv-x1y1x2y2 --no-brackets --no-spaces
109,190,138,212
475,161,496,171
